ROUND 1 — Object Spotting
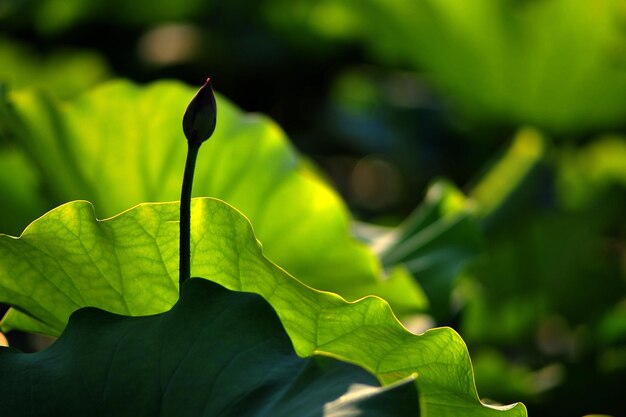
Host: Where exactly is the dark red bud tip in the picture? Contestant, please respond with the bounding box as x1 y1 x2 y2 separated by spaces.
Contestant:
183 78 217 146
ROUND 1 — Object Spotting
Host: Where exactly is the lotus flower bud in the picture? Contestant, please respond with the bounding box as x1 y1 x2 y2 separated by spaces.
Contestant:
183 78 217 146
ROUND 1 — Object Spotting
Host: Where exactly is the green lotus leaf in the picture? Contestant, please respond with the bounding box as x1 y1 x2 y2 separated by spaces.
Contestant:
0 79 422 314
557 136 626 210
0 198 526 416
470 128 546 226
0 36 110 98
283 0 626 133
0 147 47 236
459 131 626 350
0 278 419 416
374 179 482 320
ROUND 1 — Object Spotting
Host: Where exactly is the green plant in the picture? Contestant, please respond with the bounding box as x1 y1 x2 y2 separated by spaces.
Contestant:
2 3 625 414
180 77 217 288
0 79 435 316
0 80 527 415
269 0 626 134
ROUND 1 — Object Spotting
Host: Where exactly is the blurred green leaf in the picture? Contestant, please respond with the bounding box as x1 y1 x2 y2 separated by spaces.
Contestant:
0 37 110 98
470 128 546 222
291 0 626 134
374 179 482 319
472 349 564 403
0 278 419 416
0 199 526 416
0 79 423 314
0 147 46 236
463 129 626 345
598 301 626 346
557 136 626 210
463 189 625 346
465 211 624 344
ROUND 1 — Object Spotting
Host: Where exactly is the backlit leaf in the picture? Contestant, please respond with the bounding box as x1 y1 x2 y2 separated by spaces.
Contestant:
0 199 526 416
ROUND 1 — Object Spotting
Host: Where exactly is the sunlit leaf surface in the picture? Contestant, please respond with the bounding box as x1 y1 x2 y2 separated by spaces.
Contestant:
0 199 526 416
275 0 626 133
0 80 422 313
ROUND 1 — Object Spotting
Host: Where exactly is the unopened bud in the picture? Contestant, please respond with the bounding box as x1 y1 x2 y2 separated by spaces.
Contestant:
183 78 217 146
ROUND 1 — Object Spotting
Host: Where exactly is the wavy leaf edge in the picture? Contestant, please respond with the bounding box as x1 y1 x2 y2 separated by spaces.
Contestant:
0 198 527 416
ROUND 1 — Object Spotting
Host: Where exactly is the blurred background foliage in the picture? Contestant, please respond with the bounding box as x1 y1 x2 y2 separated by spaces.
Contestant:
0 0 625 415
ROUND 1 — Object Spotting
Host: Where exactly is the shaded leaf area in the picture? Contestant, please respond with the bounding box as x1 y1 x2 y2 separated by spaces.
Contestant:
0 278 419 416
0 80 422 314
469 128 546 226
556 136 626 211
0 199 526 416
456 130 626 415
464 209 626 345
270 0 626 134
373 179 481 321
463 131 626 345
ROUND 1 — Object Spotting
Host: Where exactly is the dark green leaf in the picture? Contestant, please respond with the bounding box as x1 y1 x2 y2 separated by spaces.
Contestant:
375 180 482 319
0 278 419 416
0 199 526 416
